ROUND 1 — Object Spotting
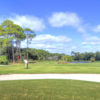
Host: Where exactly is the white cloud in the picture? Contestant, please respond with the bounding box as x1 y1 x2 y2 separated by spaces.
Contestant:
48 12 86 33
71 46 77 49
31 34 72 44
82 34 100 45
9 14 45 32
48 12 81 27
93 25 100 33
21 34 72 54
77 26 86 33
21 33 100 54
22 34 100 54
82 42 87 45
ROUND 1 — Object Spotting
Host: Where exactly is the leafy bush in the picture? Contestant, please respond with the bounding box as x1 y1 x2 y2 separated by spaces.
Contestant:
61 55 72 62
58 61 66 64
61 56 67 61
66 55 72 62
0 55 9 65
90 57 95 62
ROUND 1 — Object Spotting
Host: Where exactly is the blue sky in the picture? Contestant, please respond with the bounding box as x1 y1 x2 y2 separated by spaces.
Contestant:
0 0 100 54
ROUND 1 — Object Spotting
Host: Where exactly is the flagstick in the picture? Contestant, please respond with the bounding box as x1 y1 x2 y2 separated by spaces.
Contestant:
18 56 20 70
18 59 19 70
18 60 19 70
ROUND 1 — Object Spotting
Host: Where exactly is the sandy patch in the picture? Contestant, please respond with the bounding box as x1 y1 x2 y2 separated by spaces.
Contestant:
0 74 100 82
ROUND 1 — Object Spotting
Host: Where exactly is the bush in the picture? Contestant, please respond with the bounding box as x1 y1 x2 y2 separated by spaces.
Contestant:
58 61 66 64
61 55 72 62
66 55 72 62
0 55 9 65
90 57 95 62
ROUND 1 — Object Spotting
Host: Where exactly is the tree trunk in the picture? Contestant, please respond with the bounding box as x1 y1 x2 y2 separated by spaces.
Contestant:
12 41 15 63
19 41 23 63
0 42 2 56
16 41 18 63
8 46 10 61
26 35 28 69
6 46 8 59
7 35 9 61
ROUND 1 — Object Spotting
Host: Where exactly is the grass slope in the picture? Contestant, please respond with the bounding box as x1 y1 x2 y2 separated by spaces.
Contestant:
0 61 100 74
0 80 100 100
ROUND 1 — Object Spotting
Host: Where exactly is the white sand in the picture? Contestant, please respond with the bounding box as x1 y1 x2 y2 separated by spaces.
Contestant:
0 65 9 66
0 74 100 82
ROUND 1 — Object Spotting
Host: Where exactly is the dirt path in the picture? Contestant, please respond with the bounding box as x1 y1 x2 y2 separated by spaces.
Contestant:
0 74 100 82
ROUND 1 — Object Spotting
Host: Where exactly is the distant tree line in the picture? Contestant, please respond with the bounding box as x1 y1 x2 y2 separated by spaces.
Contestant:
1 45 100 62
71 51 100 61
1 46 66 62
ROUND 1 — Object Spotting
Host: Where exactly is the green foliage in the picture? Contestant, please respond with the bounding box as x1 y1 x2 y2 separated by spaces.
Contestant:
0 55 9 65
38 57 41 61
90 57 95 62
61 55 72 62
61 55 67 61
24 28 34 33
66 55 72 61
0 25 5 35
2 20 13 27
71 51 98 61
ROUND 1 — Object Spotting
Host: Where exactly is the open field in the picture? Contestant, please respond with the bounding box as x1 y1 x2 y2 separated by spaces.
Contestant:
0 61 100 74
0 79 100 100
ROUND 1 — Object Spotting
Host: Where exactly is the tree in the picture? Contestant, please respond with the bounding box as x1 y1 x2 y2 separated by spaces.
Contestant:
2 20 26 63
14 25 26 63
90 57 95 62
71 51 75 56
61 55 67 61
95 51 100 60
24 28 36 69
66 55 72 62
0 25 12 58
0 26 5 55
2 20 15 62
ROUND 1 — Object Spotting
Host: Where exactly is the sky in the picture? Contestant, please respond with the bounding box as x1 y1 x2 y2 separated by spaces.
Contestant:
0 0 100 54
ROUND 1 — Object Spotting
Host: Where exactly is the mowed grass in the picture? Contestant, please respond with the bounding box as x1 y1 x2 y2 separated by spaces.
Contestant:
0 79 100 100
0 61 100 74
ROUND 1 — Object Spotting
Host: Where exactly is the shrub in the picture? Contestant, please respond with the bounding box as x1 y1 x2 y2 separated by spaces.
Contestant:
61 55 72 62
90 57 95 62
58 61 66 64
0 55 9 65
66 55 72 62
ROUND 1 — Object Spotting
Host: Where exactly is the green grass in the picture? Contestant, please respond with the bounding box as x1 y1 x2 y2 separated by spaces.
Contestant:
0 61 100 74
0 79 100 100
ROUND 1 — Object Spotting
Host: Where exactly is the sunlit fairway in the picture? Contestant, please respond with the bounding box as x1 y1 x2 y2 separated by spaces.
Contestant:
0 79 100 100
0 61 100 74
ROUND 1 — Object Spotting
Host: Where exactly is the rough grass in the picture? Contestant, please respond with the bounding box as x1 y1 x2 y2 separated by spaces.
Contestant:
0 61 100 74
0 79 100 100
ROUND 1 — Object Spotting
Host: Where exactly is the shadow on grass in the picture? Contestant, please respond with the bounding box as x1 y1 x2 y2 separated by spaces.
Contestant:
29 62 37 63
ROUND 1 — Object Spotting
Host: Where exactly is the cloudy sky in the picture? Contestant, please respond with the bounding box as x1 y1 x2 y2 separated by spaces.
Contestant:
0 0 100 54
